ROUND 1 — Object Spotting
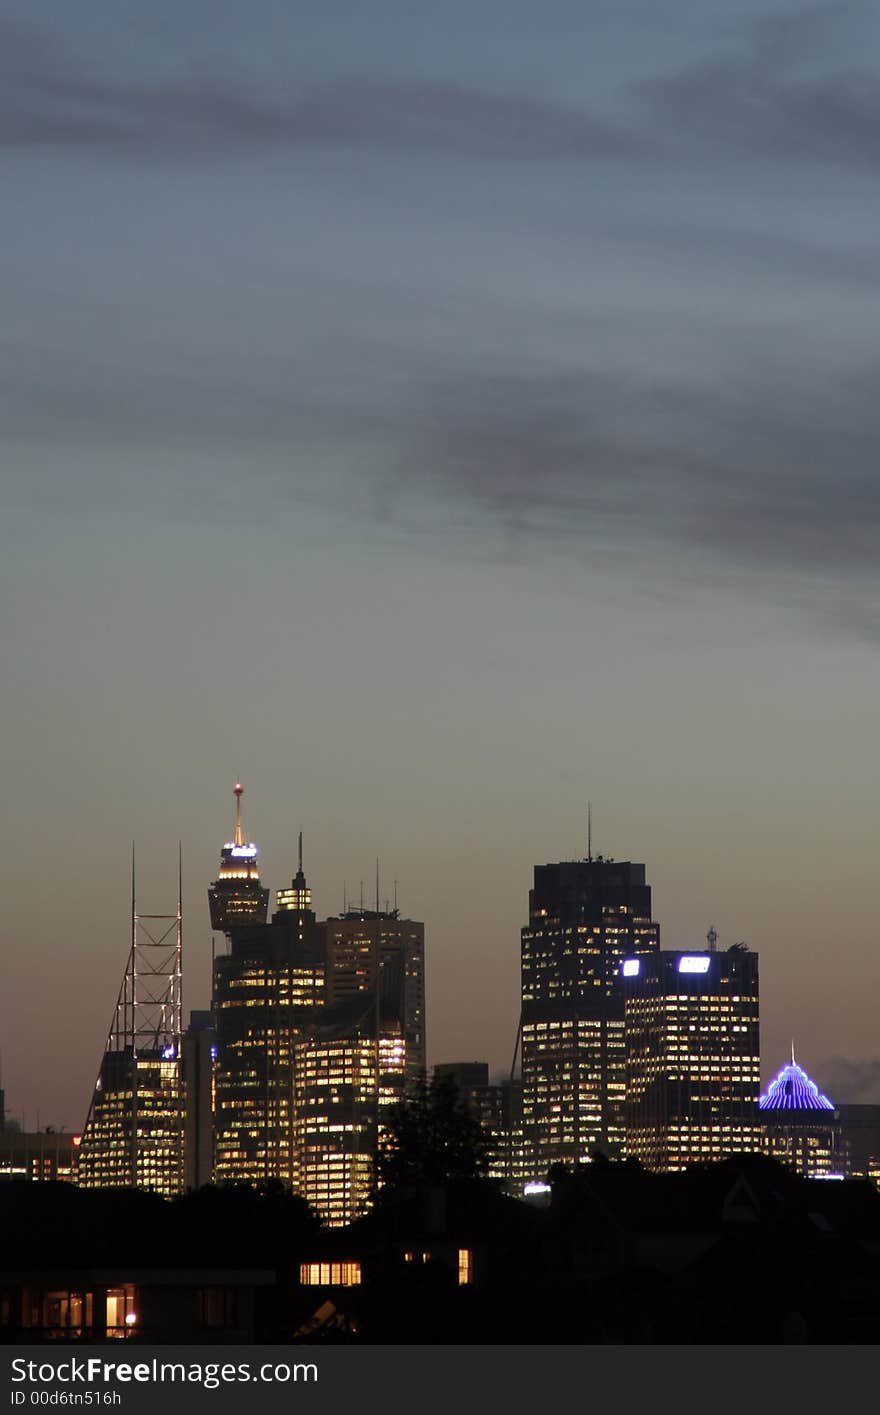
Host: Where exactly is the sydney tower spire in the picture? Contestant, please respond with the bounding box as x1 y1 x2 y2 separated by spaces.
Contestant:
208 782 270 932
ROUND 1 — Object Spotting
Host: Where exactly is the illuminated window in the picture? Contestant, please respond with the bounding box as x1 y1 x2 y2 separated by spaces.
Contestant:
458 1249 473 1285
105 1286 137 1338
299 1261 362 1286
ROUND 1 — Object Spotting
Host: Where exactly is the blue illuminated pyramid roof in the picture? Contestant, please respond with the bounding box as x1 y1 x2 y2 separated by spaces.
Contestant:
758 1054 835 1112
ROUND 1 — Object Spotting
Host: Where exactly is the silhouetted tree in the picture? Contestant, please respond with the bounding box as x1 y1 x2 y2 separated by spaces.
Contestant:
377 1072 490 1190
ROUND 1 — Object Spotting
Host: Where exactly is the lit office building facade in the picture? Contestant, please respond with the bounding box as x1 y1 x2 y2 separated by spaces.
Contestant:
212 820 324 1185
76 859 184 1198
287 909 423 1225
294 1015 408 1226
622 946 761 1171
521 858 660 1177
325 910 426 1087
75 1050 183 1195
757 1053 845 1178
0 1130 81 1182
213 913 325 1185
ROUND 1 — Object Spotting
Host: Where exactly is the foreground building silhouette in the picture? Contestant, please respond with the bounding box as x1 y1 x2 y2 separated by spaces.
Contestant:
292 1156 880 1343
9 1155 877 1343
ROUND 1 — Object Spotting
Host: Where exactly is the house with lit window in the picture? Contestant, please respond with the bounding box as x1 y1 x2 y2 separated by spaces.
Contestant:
0 1180 304 1344
294 1179 544 1341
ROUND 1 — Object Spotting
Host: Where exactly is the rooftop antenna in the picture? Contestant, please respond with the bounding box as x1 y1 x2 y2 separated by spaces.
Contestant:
393 879 398 913
707 925 717 953
343 881 347 913
298 831 303 874
791 1039 796 1066
376 858 380 914
587 802 592 862
233 781 244 847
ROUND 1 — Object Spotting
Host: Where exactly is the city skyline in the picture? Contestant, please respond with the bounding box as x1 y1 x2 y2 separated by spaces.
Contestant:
3 0 880 1133
1 790 875 1134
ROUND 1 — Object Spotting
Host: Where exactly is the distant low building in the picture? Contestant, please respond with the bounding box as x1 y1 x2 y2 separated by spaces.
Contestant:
433 1062 525 1194
0 1130 80 1183
838 1103 880 1186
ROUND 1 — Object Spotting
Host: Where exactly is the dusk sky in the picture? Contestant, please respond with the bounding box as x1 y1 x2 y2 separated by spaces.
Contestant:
3 0 880 1130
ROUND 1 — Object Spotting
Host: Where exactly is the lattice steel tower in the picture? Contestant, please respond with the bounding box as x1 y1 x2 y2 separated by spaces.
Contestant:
75 848 184 1195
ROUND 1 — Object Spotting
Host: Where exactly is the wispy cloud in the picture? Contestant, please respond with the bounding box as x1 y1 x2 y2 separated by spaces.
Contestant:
9 330 880 609
639 0 880 168
5 6 880 637
821 1055 880 1103
0 17 635 161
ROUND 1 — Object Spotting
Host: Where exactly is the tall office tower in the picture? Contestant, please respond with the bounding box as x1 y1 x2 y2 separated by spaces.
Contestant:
622 945 761 1171
76 856 183 1196
212 843 325 1185
757 1049 845 1178
208 784 269 932
183 1010 216 1191
521 856 660 1178
291 907 423 1225
293 972 409 1226
325 907 426 1086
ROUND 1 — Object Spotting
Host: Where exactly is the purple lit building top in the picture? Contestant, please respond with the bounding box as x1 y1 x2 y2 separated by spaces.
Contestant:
758 1058 835 1112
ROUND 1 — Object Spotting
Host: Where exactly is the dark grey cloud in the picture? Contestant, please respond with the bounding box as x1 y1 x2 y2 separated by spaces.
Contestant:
9 323 880 626
619 217 880 295
820 1056 880 1102
5 6 880 177
5 5 880 636
640 0 880 168
0 17 634 161
381 357 880 586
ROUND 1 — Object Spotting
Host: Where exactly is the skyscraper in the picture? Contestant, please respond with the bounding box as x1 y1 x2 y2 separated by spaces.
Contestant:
183 1010 216 1191
76 856 183 1196
324 907 425 1090
208 784 269 933
292 962 409 1226
212 854 324 1186
520 855 660 1178
622 945 761 1171
757 1049 845 1178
